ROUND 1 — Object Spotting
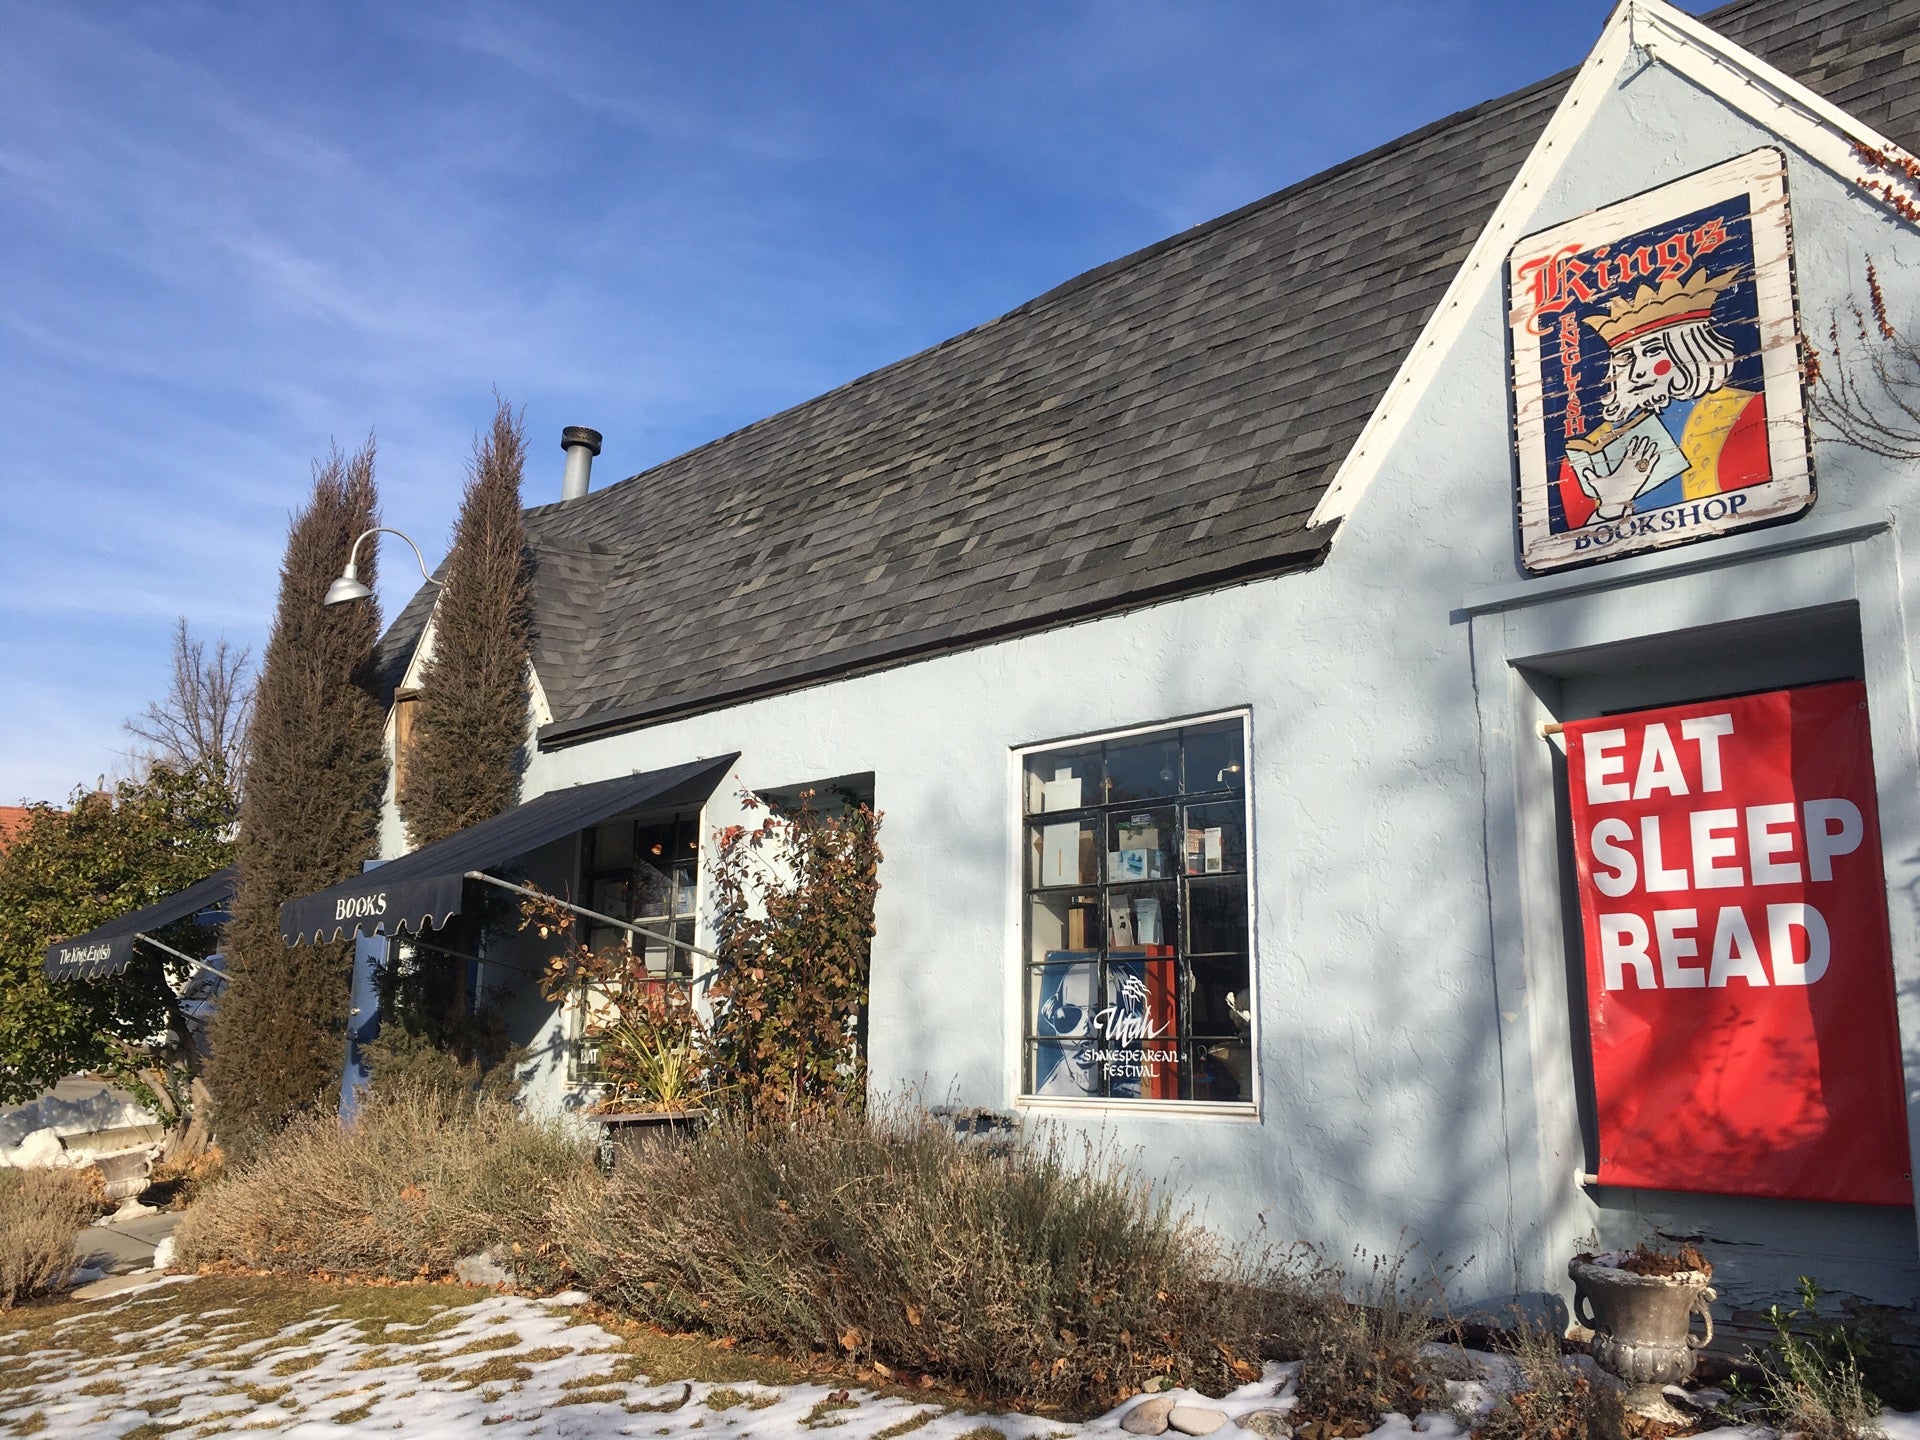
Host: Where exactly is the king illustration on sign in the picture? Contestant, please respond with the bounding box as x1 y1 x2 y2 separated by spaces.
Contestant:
1508 148 1812 573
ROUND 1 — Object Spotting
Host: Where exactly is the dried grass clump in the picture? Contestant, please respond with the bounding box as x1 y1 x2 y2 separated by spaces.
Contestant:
148 1147 224 1207
1766 1353 1884 1440
556 1105 1289 1415
1475 1318 1625 1440
1289 1248 1449 1437
175 1083 597 1289
0 1166 97 1308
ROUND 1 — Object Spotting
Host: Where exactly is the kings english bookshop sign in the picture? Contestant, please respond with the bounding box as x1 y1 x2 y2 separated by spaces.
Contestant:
1563 682 1910 1206
1508 148 1812 574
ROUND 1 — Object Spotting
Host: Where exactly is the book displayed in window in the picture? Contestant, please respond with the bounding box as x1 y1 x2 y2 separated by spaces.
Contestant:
1022 717 1253 1104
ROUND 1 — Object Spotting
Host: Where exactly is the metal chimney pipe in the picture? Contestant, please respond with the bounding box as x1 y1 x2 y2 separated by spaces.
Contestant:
560 426 603 503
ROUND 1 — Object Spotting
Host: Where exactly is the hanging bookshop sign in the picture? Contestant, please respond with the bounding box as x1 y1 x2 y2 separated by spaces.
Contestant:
1562 682 1910 1205
1507 148 1812 574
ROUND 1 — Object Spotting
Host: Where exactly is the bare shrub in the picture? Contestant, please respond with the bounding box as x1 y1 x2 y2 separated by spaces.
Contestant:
147 1147 224 1209
1289 1247 1449 1436
175 1084 596 1289
1475 1317 1625 1440
1757 1278 1888 1440
556 1105 1285 1415
0 1167 97 1307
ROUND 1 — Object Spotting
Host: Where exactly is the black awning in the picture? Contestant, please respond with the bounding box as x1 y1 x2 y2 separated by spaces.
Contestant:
278 754 738 946
43 866 238 981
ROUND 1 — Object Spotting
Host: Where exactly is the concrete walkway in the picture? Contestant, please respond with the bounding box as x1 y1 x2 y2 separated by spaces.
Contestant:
71 1205 181 1283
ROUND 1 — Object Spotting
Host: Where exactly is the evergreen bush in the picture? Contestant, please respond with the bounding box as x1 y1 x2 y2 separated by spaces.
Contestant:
396 398 531 851
207 442 385 1158
386 399 531 1043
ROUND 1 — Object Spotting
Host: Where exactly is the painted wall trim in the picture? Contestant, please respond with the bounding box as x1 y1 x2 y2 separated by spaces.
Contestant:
1459 511 1894 617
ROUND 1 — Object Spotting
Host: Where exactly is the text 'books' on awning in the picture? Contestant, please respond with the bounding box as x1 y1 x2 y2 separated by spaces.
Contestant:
276 755 736 946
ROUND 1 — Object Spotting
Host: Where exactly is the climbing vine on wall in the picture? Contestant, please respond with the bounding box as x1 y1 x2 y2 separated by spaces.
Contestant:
704 793 882 1122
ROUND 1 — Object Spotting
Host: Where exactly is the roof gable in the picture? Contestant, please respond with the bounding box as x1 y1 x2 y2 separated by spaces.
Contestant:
1310 0 1920 532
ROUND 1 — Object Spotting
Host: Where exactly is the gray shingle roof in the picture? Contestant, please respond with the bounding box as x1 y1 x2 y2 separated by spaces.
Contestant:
376 0 1920 741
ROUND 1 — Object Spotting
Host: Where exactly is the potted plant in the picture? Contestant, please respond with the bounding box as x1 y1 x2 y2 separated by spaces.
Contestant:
520 888 722 1163
1569 1242 1716 1419
589 982 715 1121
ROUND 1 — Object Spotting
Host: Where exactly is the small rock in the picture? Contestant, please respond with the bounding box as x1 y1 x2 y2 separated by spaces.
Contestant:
1169 1405 1229 1436
453 1251 514 1288
1123 1394 1178 1435
1239 1411 1291 1438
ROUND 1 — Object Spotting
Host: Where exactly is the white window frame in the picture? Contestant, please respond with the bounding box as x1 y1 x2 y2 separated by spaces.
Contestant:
1008 707 1260 1118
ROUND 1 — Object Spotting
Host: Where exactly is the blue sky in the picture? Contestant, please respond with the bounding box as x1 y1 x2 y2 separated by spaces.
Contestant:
0 0 1711 805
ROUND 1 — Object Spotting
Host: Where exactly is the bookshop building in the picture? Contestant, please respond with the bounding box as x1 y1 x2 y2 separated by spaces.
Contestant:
289 0 1920 1323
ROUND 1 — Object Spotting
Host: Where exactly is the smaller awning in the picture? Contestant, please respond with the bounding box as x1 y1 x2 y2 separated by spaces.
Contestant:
278 754 738 946
43 866 238 981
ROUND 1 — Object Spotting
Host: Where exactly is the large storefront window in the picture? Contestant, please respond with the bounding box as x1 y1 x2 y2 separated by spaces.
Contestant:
568 811 701 1080
1022 715 1253 1104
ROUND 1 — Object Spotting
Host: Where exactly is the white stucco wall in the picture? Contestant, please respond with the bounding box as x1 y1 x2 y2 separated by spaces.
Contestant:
379 27 1920 1315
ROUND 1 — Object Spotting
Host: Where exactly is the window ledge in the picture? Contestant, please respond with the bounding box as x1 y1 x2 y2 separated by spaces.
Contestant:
1014 1096 1260 1121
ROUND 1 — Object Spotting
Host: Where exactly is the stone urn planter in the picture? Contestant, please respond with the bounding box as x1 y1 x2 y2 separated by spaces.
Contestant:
1568 1252 1716 1418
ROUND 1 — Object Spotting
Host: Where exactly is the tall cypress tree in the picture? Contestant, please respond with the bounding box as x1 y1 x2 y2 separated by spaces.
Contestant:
207 442 385 1156
398 399 532 847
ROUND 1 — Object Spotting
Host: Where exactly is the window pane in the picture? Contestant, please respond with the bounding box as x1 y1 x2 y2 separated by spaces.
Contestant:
635 863 673 918
1104 881 1177 953
1190 1039 1252 1104
671 863 697 914
1106 806 1176 885
1181 802 1245 876
1029 892 1103 963
590 875 633 921
1188 876 1248 954
1031 958 1099 1040
1105 734 1181 804
1099 956 1179 1050
1184 722 1246 796
1029 818 1100 889
593 821 635 869
1025 748 1101 815
1188 957 1252 1035
637 928 672 976
1030 1039 1104 1098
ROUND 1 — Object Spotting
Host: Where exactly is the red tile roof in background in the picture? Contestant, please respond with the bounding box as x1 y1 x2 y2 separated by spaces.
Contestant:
0 807 37 852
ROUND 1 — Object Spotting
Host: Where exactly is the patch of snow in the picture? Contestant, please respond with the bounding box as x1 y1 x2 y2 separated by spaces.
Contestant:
0 1084 163 1170
0 1128 76 1170
150 1235 176 1270
23 1285 1896 1440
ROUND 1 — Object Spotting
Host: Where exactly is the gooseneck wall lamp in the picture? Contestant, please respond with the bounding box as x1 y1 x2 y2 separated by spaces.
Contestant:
324 526 444 606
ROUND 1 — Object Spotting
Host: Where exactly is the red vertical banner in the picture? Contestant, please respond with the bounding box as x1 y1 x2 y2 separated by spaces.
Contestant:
1564 681 1912 1205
